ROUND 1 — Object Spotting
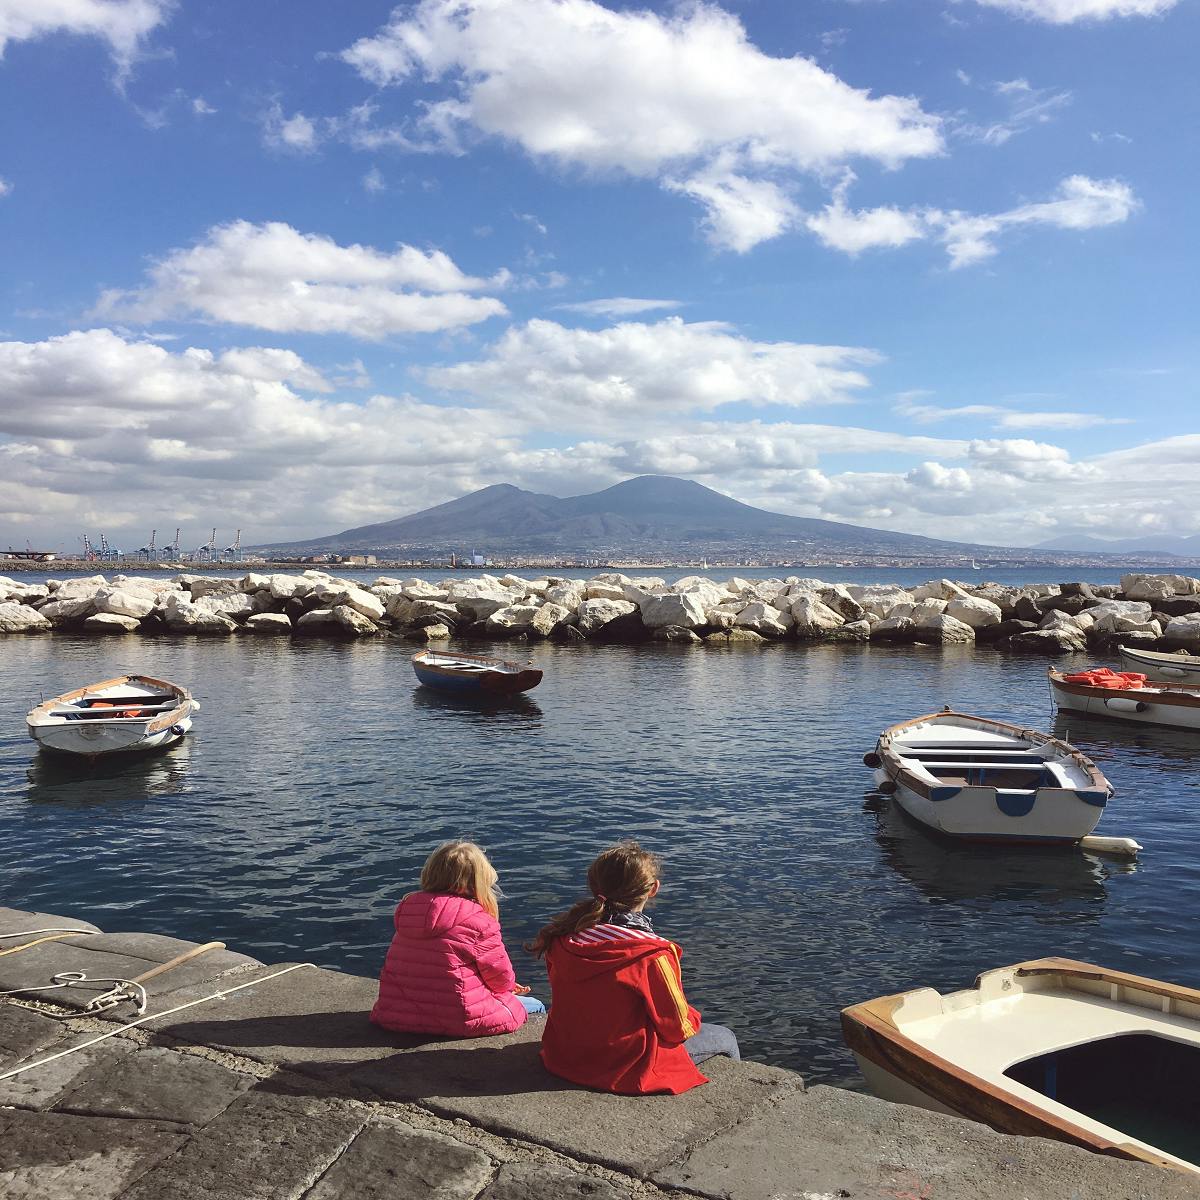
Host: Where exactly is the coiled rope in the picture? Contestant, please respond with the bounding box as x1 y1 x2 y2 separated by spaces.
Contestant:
0 962 316 1081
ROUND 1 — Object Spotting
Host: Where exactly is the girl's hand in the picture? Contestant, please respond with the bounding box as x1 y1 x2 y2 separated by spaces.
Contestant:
513 983 531 995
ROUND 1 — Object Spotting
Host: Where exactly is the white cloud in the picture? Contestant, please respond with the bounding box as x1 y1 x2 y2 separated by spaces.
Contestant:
261 102 322 154
0 176 10 197
339 0 942 252
805 174 1138 265
362 166 386 194
192 96 216 116
974 0 1177 23
92 220 509 339
555 298 683 318
897 400 1132 430
424 317 880 431
0 0 171 77
954 77 1073 147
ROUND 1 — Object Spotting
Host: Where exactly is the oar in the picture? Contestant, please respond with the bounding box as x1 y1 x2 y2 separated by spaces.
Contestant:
84 940 226 1014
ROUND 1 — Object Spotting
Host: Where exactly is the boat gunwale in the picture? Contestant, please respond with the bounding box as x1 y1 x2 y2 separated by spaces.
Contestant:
1117 645 1200 669
411 649 530 676
27 673 194 737
1049 669 1200 708
841 956 1198 1173
876 711 1109 800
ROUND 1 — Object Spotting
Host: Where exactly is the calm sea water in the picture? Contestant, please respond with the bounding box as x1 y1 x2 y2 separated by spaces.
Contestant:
2 632 1199 1087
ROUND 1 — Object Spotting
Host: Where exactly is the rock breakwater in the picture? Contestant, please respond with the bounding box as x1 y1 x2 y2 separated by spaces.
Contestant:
2 570 1200 654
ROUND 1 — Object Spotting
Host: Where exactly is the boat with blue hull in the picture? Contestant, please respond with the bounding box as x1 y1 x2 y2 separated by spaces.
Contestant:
410 650 543 696
865 711 1137 855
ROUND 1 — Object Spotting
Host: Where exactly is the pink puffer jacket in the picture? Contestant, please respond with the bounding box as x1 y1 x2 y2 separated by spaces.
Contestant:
370 891 527 1038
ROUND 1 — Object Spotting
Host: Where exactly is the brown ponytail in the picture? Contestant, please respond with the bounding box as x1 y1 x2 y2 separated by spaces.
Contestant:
526 841 661 957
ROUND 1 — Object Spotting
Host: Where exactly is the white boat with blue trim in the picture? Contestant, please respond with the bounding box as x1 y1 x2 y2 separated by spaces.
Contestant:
26 673 199 757
865 711 1136 855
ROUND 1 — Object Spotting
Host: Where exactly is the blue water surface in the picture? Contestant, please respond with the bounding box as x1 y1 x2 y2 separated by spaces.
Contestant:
2 633 1197 1086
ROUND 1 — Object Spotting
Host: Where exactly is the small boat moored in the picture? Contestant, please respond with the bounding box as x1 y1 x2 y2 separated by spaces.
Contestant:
842 958 1200 1174
411 650 542 696
865 710 1134 854
1118 644 1200 684
26 674 198 757
1050 667 1200 732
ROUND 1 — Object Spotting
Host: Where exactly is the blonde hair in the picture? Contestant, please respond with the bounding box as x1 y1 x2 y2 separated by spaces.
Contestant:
526 841 661 957
420 841 500 919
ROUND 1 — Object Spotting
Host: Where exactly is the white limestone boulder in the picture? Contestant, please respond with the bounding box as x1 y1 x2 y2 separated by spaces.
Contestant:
1162 617 1200 648
846 586 916 619
872 614 916 642
245 612 293 635
238 572 272 594
333 604 379 636
162 593 238 633
912 579 972 602
791 597 845 638
331 587 386 622
585 583 627 602
296 608 339 634
405 599 461 627
400 580 450 601
946 596 1002 629
575 598 637 637
531 602 573 638
639 592 708 630
705 603 745 630
733 601 791 637
912 614 975 644
453 593 514 621
52 575 108 600
818 585 866 623
191 592 256 620
545 582 586 610
94 589 156 620
486 604 542 635
0 581 50 603
38 595 99 623
269 574 309 600
672 579 728 609
189 577 238 599
82 612 140 634
410 622 451 641
0 602 51 633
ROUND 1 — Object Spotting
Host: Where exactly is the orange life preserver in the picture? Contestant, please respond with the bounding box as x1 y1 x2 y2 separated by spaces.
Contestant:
1062 668 1147 690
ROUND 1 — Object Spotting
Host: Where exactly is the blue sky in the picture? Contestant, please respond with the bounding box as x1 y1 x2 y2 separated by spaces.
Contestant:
0 0 1195 551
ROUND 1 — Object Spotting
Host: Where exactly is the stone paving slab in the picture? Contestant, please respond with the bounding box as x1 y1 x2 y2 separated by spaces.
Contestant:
56 1043 255 1125
350 1025 803 1177
156 963 402 1067
0 1002 65 1066
0 1034 138 1111
120 1088 368 1200
652 1084 1200 1200
0 932 259 1014
479 1161 637 1200
303 1117 494 1200
0 906 102 937
0 1108 187 1200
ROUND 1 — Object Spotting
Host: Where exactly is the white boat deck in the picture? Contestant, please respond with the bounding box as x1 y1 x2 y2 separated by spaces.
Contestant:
895 977 1200 1168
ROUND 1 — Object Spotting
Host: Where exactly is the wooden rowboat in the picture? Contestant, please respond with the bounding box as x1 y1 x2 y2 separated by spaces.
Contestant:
411 650 542 696
865 711 1130 852
1118 644 1200 684
26 674 198 757
1050 668 1200 731
842 958 1200 1174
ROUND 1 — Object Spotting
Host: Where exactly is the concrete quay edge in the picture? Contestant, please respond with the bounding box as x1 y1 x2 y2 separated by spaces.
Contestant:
2 904 1197 1200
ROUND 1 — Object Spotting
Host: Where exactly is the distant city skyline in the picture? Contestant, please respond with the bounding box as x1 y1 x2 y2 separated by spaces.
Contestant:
1 0 1196 550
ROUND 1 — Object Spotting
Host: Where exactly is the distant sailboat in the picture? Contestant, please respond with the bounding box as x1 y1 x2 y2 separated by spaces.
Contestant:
971 559 981 570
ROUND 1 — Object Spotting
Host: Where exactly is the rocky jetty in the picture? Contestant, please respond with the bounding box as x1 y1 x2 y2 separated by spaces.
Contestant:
2 570 1199 654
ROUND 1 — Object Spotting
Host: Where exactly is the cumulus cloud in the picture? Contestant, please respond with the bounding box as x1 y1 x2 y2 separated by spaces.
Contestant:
261 102 322 154
93 220 510 339
973 0 1177 22
339 0 942 252
424 317 880 430
805 174 1138 265
0 176 10 197
0 0 171 77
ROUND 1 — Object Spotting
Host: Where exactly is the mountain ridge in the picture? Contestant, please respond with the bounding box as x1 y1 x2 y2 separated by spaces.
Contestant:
252 474 1002 558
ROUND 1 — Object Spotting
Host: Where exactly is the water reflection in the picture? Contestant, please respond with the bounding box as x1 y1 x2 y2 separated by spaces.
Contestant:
410 687 544 724
24 739 193 807
866 791 1119 911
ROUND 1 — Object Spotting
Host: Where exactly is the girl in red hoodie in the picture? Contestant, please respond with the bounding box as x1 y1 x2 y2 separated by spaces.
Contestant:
528 841 739 1095
371 841 544 1038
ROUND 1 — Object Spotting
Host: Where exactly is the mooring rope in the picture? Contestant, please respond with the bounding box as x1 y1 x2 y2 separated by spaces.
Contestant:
0 929 97 958
0 962 316 1081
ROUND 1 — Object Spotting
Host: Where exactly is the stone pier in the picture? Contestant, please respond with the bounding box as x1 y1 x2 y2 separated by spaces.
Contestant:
1 906 1196 1199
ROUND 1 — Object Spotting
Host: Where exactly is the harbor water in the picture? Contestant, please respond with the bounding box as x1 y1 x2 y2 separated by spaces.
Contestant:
2 630 1198 1087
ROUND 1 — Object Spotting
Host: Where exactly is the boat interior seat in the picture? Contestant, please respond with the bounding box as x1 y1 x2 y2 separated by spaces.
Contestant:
80 694 177 706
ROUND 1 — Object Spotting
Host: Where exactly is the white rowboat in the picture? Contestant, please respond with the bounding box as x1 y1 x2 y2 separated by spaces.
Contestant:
1050 668 1200 732
865 711 1129 851
26 674 198 757
842 958 1200 1173
1117 644 1200 684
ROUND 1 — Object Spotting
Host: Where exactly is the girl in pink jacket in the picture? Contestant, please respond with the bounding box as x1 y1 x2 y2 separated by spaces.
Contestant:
371 841 543 1038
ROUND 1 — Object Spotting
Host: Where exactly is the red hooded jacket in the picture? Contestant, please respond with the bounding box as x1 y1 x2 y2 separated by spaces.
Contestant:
540 921 708 1095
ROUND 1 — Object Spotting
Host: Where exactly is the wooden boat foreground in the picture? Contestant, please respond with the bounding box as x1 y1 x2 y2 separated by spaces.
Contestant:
1050 668 1200 731
1118 644 1200 684
411 650 542 696
26 674 198 757
842 958 1200 1174
866 711 1122 850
